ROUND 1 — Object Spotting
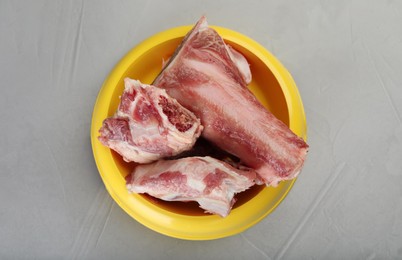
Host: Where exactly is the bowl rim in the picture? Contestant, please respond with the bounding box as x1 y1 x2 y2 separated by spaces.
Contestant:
90 24 307 240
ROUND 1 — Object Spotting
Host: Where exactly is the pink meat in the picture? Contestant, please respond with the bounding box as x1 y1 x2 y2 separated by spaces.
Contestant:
153 16 308 186
98 78 203 163
126 156 256 217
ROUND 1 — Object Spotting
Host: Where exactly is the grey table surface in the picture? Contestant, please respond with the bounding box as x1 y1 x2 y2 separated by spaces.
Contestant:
1 0 402 259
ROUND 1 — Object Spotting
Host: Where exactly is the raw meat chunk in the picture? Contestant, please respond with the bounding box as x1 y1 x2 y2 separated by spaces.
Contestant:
98 78 203 163
153 16 308 186
126 156 256 217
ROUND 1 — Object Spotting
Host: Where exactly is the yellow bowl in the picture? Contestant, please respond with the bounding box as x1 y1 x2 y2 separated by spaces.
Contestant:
91 25 307 240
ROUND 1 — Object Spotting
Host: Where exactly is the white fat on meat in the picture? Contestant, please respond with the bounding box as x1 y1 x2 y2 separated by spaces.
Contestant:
126 156 256 217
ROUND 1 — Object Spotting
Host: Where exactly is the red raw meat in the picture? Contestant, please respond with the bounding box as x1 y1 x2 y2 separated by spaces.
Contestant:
153 16 308 186
126 156 256 217
98 78 203 163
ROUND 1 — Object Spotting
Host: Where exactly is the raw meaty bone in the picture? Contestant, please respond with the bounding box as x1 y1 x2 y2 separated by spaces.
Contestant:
153 16 309 186
98 78 203 163
126 156 257 217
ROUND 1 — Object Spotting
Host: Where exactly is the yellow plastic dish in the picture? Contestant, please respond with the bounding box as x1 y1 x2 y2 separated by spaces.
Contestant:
91 25 307 240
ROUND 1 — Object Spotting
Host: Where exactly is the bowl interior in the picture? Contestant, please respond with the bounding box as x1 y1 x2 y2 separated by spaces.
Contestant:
105 37 289 216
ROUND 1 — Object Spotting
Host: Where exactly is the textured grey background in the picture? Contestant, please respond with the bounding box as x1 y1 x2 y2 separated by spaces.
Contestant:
1 0 402 259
